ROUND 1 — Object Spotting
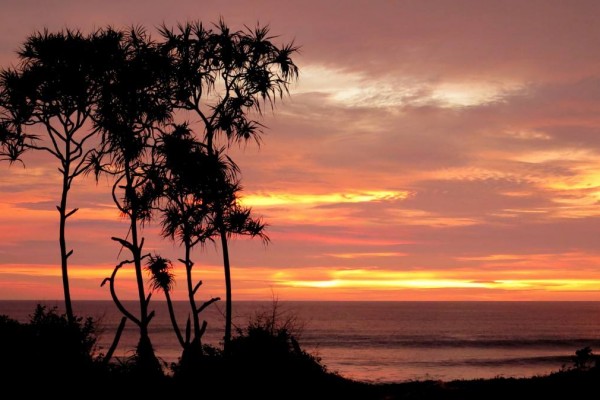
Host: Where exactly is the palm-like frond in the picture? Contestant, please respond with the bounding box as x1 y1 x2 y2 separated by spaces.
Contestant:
224 204 269 244
145 254 175 292
158 20 298 146
93 27 173 169
156 127 243 247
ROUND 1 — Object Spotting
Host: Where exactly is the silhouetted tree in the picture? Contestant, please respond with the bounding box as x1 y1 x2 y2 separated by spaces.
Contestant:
160 20 298 349
156 123 267 357
93 27 172 372
145 254 185 347
154 125 223 360
1 21 298 375
0 29 118 323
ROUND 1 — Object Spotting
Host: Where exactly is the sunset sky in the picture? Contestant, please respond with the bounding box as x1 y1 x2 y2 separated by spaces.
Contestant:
2 0 600 301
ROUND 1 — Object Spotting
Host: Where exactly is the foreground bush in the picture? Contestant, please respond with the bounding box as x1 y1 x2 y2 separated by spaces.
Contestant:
171 306 359 399
0 305 98 378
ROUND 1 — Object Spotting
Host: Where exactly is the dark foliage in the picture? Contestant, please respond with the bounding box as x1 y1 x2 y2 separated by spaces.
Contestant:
568 346 599 371
169 305 358 400
0 305 172 394
0 305 101 385
1 305 599 399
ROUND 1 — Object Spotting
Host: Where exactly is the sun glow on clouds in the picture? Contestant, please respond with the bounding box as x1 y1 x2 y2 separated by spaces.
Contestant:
427 82 522 107
241 190 408 207
424 155 600 220
239 190 410 226
299 65 523 108
538 168 600 218
3 261 600 300
0 264 132 279
547 170 600 192
273 268 600 294
325 252 407 259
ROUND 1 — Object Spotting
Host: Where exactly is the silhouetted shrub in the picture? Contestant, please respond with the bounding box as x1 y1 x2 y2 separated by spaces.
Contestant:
572 346 598 371
171 304 349 399
228 308 327 378
0 305 101 385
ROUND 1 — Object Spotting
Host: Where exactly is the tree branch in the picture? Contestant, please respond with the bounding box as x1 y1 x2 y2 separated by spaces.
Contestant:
103 264 141 326
65 208 79 218
192 280 203 295
111 236 134 251
103 316 127 364
197 296 220 314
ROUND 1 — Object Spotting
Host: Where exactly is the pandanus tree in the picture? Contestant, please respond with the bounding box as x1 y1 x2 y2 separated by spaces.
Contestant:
93 27 172 372
155 125 222 357
0 77 30 163
156 124 267 370
0 29 119 323
145 254 184 347
160 20 298 349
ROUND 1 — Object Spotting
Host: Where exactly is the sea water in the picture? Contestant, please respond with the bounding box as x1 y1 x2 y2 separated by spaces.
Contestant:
1 300 599 383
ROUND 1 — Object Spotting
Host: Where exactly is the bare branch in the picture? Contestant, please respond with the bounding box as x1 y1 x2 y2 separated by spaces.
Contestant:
106 264 141 326
65 208 79 218
197 296 220 314
103 316 127 364
192 280 203 295
198 319 208 338
185 316 191 345
111 236 134 251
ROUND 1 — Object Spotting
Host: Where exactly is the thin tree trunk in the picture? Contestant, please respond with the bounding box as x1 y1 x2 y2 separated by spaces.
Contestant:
104 316 127 363
124 164 157 370
206 132 234 350
126 166 148 332
185 239 201 343
220 227 232 351
165 290 184 347
130 216 147 332
59 157 74 324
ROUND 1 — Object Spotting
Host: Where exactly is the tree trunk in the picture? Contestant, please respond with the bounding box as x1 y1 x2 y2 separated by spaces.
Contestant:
125 166 148 329
165 290 184 347
130 214 147 329
124 164 158 369
104 316 127 363
59 158 74 324
220 227 232 351
135 333 162 376
185 239 201 343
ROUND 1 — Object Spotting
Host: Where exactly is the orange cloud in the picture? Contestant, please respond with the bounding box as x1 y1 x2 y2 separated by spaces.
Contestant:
243 190 408 206
324 252 408 259
270 267 600 299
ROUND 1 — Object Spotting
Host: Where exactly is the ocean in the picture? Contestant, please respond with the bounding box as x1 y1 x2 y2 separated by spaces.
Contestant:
1 300 599 383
